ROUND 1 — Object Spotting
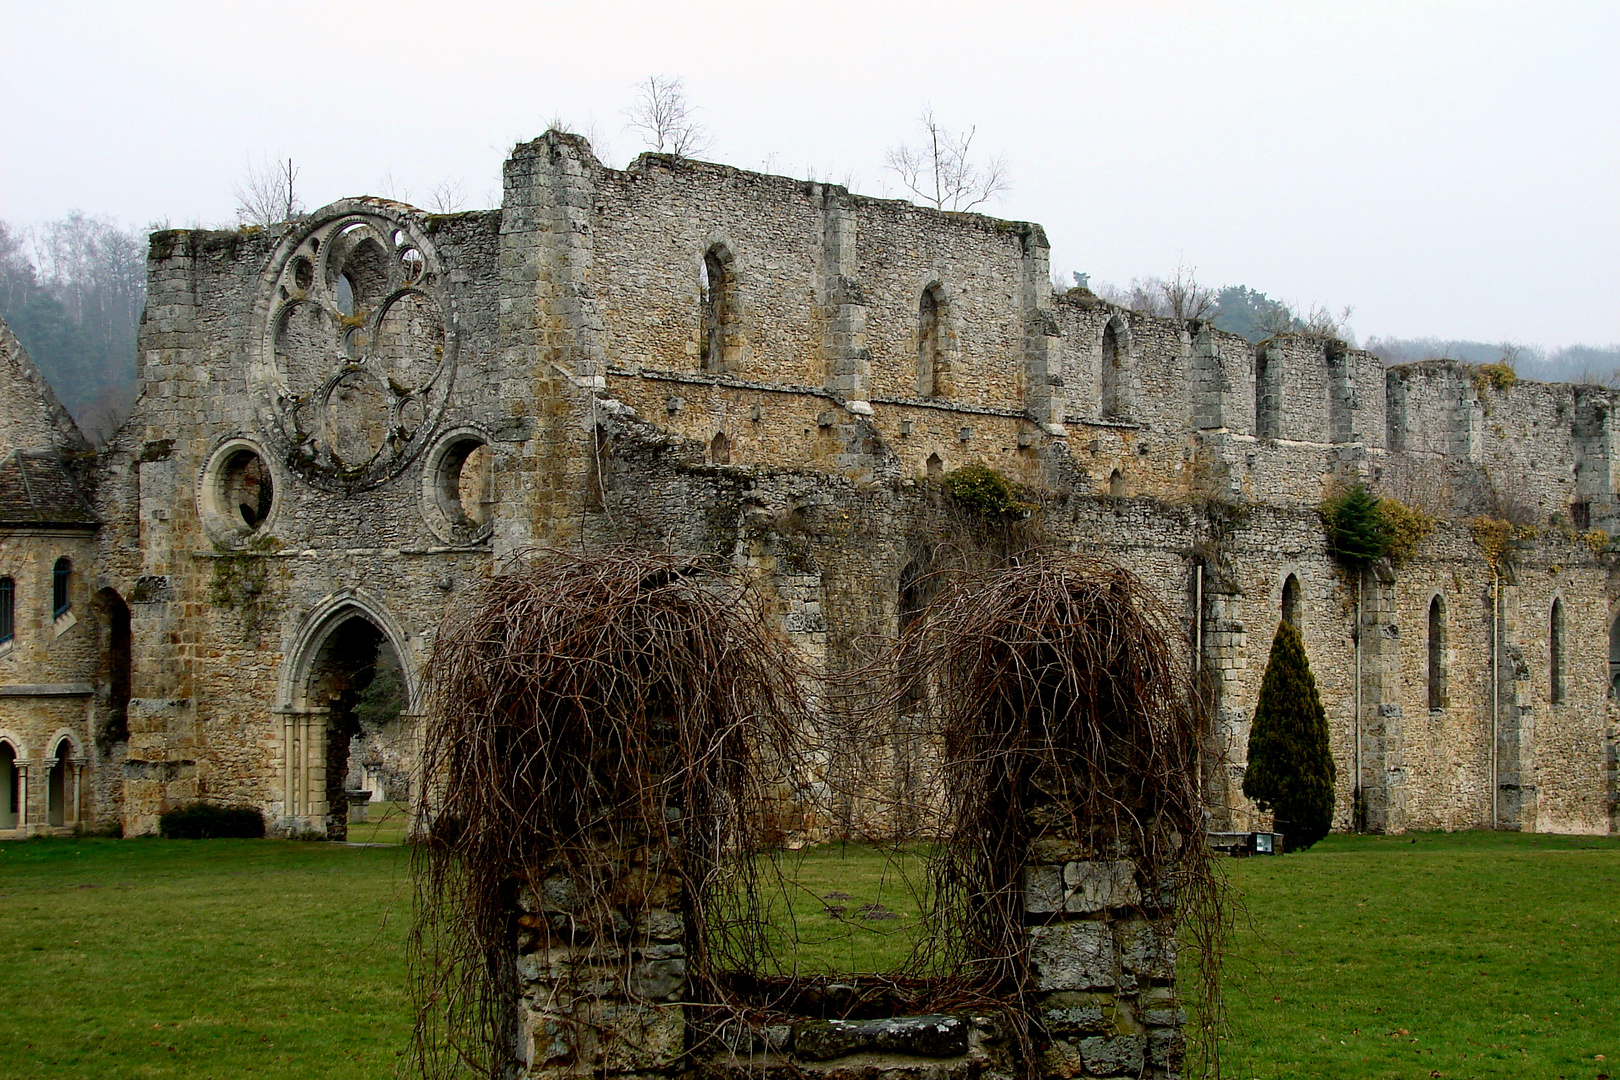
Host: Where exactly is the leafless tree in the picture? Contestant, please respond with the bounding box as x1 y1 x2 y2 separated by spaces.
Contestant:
1094 263 1215 320
885 108 1009 213
1302 303 1355 340
235 157 303 227
624 76 711 158
1159 263 1216 321
427 179 467 214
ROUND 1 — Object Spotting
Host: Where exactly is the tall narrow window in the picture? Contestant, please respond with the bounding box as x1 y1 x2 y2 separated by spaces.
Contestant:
918 284 947 398
700 248 731 373
1609 614 1620 699
0 577 13 644
1428 595 1447 711
1100 321 1124 417
1282 574 1301 629
52 558 70 619
1550 598 1567 704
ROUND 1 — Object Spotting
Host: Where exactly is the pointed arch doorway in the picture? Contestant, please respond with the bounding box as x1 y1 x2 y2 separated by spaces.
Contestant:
279 596 414 837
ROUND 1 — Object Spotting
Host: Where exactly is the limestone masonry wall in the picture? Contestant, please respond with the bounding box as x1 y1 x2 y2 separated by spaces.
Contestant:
0 128 1613 846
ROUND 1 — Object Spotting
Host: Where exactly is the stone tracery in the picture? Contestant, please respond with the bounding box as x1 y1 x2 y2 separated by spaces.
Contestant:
255 202 457 491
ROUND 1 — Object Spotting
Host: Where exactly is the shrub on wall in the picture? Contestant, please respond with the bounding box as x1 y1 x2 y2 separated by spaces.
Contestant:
1320 484 1434 568
159 802 265 840
941 462 1029 518
1242 621 1335 852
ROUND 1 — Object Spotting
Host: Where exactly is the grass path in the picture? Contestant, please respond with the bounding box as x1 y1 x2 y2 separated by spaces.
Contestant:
1 831 1616 1078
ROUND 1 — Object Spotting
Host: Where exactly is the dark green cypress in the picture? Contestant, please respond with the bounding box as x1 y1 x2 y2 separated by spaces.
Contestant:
1242 620 1336 851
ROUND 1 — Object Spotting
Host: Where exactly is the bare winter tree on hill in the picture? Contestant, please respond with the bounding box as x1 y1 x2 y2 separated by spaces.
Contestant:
886 108 1010 212
624 76 712 159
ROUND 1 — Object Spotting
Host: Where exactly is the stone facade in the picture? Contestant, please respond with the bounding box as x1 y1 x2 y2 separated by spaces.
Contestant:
0 130 1615 842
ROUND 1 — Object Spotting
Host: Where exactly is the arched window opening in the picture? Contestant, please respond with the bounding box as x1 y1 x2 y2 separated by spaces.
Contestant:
926 453 943 480
700 248 732 373
1428 595 1447 711
305 615 409 839
52 558 70 619
0 742 17 830
1108 469 1126 497
708 431 731 465
97 588 132 746
1550 598 1567 704
334 272 356 317
1281 574 1302 629
898 559 929 708
47 737 72 828
918 285 948 398
1100 321 1125 418
1609 614 1620 699
0 577 13 644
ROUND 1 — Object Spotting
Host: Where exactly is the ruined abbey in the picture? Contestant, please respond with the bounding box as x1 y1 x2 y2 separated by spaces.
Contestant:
2 129 1616 840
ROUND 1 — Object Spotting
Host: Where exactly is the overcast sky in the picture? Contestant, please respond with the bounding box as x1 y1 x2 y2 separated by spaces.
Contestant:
3 0 1615 348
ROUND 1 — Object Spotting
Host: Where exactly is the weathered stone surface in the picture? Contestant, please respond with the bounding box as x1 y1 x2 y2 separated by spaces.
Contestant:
1025 860 1140 914
794 1015 968 1061
1078 1033 1145 1076
1029 922 1117 991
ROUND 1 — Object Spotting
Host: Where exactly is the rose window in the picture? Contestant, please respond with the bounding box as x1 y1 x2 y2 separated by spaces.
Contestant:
253 201 457 491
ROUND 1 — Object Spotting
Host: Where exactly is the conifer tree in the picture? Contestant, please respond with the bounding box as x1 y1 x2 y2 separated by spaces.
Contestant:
1242 620 1336 851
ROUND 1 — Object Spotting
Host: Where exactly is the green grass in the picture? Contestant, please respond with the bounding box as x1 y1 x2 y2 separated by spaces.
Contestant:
2 831 1617 1078
756 842 930 974
1217 831 1620 1079
0 837 412 1080
344 801 412 846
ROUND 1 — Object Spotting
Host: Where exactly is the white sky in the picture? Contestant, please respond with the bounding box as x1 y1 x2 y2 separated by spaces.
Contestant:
2 0 1615 348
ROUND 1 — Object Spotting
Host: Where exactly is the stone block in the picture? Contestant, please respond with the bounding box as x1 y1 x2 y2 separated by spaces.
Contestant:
1079 1033 1145 1076
1024 861 1139 914
1029 922 1116 991
794 1015 967 1061
1147 1026 1186 1069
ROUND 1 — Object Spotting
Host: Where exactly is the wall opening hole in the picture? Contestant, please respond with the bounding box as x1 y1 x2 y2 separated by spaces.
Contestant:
335 273 356 317
292 256 314 291
400 247 425 281
709 431 731 465
434 437 493 541
926 453 943 480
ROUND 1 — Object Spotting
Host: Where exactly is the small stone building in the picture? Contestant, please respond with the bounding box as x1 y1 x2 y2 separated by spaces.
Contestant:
3 130 1617 838
0 320 108 836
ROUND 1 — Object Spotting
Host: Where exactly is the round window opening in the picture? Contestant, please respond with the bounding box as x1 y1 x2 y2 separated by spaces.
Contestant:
203 443 276 540
220 448 274 529
427 435 493 543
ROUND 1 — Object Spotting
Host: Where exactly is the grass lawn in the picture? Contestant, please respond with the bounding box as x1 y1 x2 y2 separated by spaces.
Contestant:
0 836 412 1080
1 830 1616 1078
1217 830 1620 1080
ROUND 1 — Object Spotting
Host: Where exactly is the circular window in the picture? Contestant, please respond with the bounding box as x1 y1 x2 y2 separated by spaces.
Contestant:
422 431 493 544
201 440 277 542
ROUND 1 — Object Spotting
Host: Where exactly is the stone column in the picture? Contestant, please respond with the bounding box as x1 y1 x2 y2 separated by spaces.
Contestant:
1358 562 1406 833
512 841 687 1078
1024 853 1185 1077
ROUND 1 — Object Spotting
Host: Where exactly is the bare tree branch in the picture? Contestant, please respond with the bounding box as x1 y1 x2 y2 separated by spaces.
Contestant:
623 76 711 159
427 179 467 214
235 157 303 227
885 108 1010 213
